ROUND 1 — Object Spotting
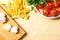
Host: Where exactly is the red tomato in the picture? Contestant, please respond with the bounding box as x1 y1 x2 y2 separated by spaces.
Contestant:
56 0 60 6
57 7 60 13
50 10 56 16
56 0 60 2
55 13 60 16
36 3 43 9
48 2 53 9
43 9 49 16
53 2 58 7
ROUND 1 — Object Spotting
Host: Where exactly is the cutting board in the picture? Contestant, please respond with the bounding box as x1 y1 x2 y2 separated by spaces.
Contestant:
0 6 25 40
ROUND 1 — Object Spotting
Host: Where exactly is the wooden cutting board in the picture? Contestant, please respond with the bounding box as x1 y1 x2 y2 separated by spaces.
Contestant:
0 6 25 40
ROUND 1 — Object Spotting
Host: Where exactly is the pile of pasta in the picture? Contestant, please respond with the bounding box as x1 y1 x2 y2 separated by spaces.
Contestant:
1 0 30 19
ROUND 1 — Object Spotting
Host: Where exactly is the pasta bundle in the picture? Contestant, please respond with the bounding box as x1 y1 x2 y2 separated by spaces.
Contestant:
1 0 30 19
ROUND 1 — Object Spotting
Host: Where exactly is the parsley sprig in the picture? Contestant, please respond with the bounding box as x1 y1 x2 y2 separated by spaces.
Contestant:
27 0 47 7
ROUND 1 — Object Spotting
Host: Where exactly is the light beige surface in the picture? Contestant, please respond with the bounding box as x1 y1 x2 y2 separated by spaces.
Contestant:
1 0 60 40
16 10 60 40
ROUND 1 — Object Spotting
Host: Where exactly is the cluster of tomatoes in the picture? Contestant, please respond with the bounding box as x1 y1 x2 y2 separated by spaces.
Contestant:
36 0 60 17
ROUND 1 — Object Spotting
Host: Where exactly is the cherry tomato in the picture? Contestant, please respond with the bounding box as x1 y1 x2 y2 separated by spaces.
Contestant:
55 13 60 16
56 0 60 6
57 7 60 13
48 2 53 9
36 3 43 9
43 9 49 16
53 2 58 7
56 0 60 2
50 10 56 16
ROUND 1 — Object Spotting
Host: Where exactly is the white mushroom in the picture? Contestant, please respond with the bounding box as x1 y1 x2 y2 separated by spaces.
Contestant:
0 12 6 23
3 24 11 31
10 26 18 34
0 12 5 17
0 17 6 23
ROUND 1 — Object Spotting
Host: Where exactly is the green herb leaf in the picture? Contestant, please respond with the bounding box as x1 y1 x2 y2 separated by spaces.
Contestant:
39 0 47 5
27 0 47 6
27 0 35 5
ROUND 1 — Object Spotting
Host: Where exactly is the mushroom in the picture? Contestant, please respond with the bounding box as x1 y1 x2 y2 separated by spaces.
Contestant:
0 12 6 23
10 26 18 34
3 24 11 31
